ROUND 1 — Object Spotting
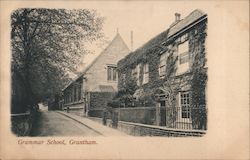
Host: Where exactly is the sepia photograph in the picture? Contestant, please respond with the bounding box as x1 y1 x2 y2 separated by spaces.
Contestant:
10 8 207 137
0 1 249 159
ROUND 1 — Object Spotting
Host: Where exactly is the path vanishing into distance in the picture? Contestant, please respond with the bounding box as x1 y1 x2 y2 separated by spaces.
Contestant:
30 110 101 137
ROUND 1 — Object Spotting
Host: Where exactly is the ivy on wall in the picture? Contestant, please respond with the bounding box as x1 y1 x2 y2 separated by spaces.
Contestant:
113 18 207 119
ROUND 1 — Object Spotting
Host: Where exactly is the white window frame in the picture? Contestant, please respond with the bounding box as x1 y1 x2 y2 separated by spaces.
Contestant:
178 91 191 123
177 39 190 75
107 65 117 81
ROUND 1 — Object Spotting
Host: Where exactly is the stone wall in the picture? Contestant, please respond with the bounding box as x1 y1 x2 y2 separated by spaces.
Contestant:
64 102 84 116
88 109 104 118
87 116 205 137
114 107 156 125
117 121 205 137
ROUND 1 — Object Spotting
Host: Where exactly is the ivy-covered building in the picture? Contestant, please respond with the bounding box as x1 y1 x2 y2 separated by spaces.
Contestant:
116 10 207 130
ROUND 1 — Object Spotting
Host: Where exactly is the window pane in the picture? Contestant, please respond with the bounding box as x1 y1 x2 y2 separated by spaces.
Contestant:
178 41 189 53
113 68 117 81
181 92 191 118
107 67 112 80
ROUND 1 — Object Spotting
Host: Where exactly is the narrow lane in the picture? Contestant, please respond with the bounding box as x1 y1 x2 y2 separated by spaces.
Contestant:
30 111 101 136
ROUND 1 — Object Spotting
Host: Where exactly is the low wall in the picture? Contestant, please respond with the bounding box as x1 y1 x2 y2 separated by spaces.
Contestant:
64 102 84 117
88 117 113 128
117 121 205 137
88 109 104 118
11 108 38 136
114 107 156 125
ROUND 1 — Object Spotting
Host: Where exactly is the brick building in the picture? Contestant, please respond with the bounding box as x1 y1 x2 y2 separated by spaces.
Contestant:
116 10 208 130
62 33 130 116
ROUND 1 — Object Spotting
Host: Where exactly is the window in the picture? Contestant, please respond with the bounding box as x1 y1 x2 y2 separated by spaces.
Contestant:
131 67 137 79
107 66 117 81
180 92 191 119
178 40 189 64
176 39 190 74
142 63 149 84
78 84 82 101
159 52 167 78
131 63 141 85
74 86 77 102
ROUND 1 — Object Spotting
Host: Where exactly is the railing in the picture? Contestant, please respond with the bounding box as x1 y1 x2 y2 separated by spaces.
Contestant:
165 107 207 130
11 107 38 136
111 106 207 130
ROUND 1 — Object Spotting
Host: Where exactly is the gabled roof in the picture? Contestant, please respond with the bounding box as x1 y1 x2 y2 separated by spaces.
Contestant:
62 33 130 91
118 9 207 69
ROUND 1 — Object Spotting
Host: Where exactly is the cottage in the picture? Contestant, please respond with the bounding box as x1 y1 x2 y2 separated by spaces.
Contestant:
116 10 208 130
62 33 130 116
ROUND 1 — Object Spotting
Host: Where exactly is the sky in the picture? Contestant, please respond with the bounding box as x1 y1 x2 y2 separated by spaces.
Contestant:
77 1 212 71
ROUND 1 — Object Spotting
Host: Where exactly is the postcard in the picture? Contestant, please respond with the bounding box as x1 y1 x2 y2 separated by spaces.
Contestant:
0 0 249 159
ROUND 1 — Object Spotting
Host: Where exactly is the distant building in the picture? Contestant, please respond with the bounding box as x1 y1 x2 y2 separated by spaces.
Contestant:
117 10 208 129
62 33 130 116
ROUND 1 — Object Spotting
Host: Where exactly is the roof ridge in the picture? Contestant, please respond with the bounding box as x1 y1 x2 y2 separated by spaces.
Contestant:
62 33 129 91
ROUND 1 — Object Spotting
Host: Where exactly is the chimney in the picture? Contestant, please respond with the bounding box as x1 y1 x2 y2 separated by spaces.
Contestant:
175 13 181 22
130 30 133 51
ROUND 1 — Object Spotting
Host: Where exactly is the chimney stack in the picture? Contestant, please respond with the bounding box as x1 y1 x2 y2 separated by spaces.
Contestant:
175 13 181 22
130 30 133 51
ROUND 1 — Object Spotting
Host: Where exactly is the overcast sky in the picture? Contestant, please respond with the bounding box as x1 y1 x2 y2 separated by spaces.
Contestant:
79 1 213 70
30 0 245 75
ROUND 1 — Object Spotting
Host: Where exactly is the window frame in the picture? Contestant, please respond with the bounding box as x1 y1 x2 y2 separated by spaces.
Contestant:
159 52 167 78
178 91 192 122
131 63 141 86
107 65 117 81
178 37 189 65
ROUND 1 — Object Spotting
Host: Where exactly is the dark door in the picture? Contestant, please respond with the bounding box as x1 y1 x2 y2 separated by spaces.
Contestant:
160 101 166 126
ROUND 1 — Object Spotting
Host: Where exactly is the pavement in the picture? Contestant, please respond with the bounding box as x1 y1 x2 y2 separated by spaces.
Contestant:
30 111 100 136
57 111 128 136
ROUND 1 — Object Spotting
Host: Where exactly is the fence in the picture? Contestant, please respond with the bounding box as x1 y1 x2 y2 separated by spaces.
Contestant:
165 107 207 130
111 106 207 130
11 106 38 136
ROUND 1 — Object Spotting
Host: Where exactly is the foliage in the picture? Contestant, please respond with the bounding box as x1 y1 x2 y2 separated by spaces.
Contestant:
159 50 178 108
107 78 138 108
190 22 207 129
11 8 104 113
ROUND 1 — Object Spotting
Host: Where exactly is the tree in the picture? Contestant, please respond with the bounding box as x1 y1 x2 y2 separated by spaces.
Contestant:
11 8 104 113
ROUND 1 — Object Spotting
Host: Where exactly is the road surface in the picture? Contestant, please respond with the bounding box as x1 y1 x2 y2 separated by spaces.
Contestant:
31 111 101 136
